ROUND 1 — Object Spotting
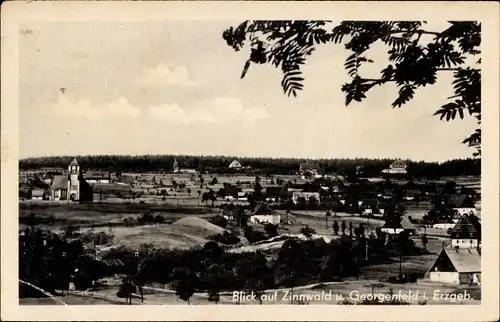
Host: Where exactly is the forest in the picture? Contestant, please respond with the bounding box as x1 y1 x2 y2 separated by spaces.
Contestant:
19 155 480 178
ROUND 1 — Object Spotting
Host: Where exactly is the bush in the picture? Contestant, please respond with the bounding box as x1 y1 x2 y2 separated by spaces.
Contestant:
122 216 136 225
80 231 114 246
137 212 154 224
264 224 278 238
153 214 166 224
209 231 240 245
63 225 80 238
116 279 135 298
300 226 316 239
209 215 228 229
244 227 268 244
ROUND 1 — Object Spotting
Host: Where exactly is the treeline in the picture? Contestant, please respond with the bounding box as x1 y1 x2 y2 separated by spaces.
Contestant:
19 155 480 177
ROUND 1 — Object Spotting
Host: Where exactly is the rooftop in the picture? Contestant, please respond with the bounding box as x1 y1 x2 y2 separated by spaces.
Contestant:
51 175 68 190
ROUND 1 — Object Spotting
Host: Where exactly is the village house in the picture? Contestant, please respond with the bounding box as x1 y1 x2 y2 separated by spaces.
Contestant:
31 189 47 200
381 160 408 178
228 159 242 169
381 216 418 235
83 171 111 184
431 210 462 230
292 191 320 204
237 191 248 201
172 158 198 174
425 247 481 285
449 213 481 249
402 189 420 201
359 198 380 215
249 202 281 225
299 162 321 179
447 194 477 216
115 174 135 186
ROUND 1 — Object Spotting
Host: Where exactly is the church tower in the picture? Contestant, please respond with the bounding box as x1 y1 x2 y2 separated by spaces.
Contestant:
173 158 180 173
68 158 80 201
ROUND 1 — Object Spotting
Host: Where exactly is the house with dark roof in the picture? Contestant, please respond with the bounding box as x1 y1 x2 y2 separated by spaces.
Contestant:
299 162 321 178
51 175 70 201
449 214 481 249
425 247 481 285
381 216 418 235
31 189 47 200
447 194 477 216
360 198 380 215
83 171 111 184
249 202 281 225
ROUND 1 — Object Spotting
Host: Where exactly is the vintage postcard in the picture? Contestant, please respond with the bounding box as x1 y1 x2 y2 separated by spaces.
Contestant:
1 1 499 321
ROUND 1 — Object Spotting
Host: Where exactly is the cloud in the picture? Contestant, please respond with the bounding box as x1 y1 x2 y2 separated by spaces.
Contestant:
147 97 270 124
107 97 141 117
52 94 141 120
139 64 196 88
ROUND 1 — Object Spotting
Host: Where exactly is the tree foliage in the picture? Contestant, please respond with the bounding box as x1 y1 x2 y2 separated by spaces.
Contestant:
20 154 480 178
222 20 481 156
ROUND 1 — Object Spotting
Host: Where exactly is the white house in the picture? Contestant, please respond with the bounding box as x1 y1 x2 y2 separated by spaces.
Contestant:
228 160 242 169
426 247 481 285
31 189 46 200
249 203 281 225
84 171 111 184
447 194 477 216
381 216 418 235
292 191 320 204
381 160 408 176
432 222 457 230
449 214 481 249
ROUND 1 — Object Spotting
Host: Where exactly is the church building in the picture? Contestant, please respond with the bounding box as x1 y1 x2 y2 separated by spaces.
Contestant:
50 158 93 202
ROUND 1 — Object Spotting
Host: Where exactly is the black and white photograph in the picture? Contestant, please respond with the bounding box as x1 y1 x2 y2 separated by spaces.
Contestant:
1 1 499 321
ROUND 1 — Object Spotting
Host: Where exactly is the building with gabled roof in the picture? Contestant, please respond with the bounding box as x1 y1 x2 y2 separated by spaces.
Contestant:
249 202 281 225
229 160 242 169
31 189 47 200
381 160 408 176
84 171 111 184
447 193 477 216
425 247 481 285
381 215 418 235
299 162 321 178
449 214 481 248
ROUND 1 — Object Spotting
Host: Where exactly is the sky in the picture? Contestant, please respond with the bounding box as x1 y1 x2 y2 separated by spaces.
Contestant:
18 21 478 162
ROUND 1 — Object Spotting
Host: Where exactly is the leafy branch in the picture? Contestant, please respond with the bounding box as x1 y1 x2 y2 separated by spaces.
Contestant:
222 20 481 156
